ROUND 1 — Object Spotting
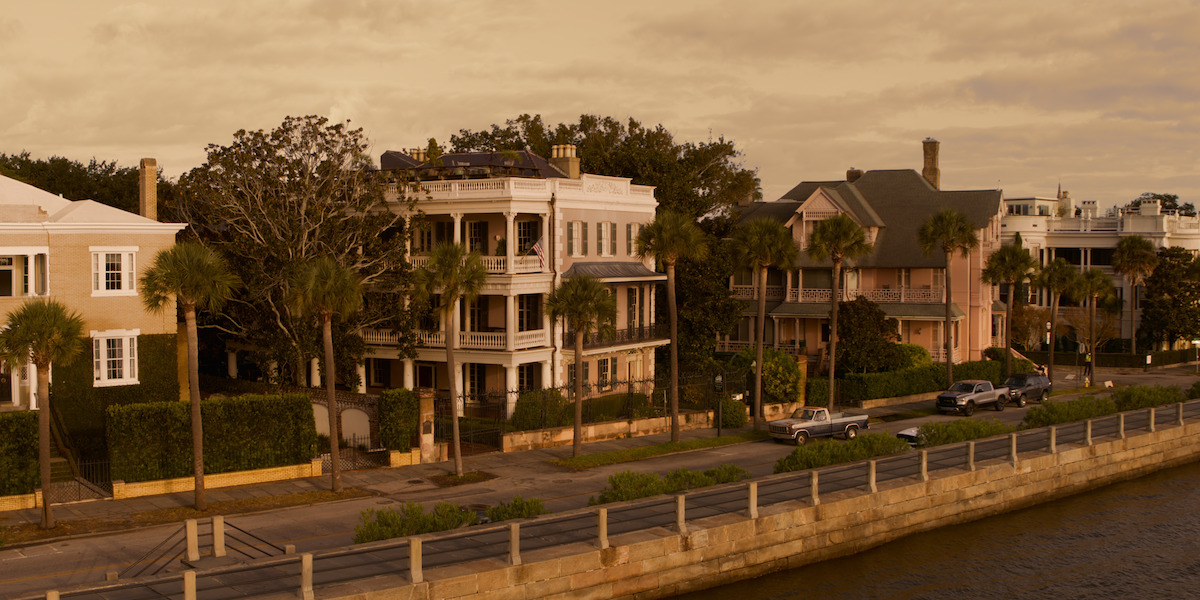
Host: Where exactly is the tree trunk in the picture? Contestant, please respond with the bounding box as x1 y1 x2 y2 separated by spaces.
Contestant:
37 363 53 529
1049 294 1060 383
446 300 464 477
753 265 767 429
1004 287 1014 377
323 314 342 493
1130 283 1139 355
828 259 841 411
1090 294 1098 380
667 261 680 442
185 306 206 511
943 253 954 385
573 334 584 457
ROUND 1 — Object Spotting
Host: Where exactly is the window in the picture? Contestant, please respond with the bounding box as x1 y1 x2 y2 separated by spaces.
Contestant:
518 363 538 391
92 330 139 387
597 357 617 391
517 220 540 253
465 363 486 399
596 222 616 256
0 257 12 297
518 294 540 331
567 360 590 398
91 247 137 296
466 221 488 254
898 268 911 289
414 225 433 253
567 221 588 257
627 287 641 328
627 223 642 256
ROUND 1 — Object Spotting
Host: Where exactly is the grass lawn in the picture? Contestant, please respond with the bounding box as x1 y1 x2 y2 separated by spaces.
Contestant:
551 430 769 470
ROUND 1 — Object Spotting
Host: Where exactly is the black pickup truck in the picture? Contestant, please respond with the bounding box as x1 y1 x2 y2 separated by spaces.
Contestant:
1004 372 1052 408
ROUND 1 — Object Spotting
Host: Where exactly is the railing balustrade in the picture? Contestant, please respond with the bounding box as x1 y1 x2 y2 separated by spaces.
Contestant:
563 323 668 349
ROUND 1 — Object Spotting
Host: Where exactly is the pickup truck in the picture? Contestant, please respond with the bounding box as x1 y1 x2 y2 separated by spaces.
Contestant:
936 380 1011 416
1004 372 1052 408
768 407 870 445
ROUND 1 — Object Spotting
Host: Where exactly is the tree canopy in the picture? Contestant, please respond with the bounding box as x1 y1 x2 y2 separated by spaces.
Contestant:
172 115 420 384
835 297 902 374
1128 192 1195 217
0 152 173 214
1140 246 1200 349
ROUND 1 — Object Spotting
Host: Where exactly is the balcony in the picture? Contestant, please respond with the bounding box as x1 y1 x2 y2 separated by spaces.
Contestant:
408 254 543 275
363 328 549 350
716 340 806 355
563 324 668 350
743 286 948 303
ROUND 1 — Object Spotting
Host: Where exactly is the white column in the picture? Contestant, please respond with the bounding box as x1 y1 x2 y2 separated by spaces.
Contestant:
309 358 321 388
505 365 518 417
453 363 465 412
506 294 517 351
226 351 238 379
451 212 463 244
355 363 367 394
451 298 461 350
540 213 550 273
27 361 38 410
541 360 552 390
403 359 415 389
505 211 516 274
403 215 412 255
542 294 552 347
785 269 793 299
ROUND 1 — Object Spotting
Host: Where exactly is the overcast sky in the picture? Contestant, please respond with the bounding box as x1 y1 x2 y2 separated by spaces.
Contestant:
3 0 1197 209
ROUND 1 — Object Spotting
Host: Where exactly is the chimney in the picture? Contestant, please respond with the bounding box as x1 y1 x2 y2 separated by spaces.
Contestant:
846 167 863 183
550 144 581 179
921 137 940 189
139 158 157 221
410 147 428 163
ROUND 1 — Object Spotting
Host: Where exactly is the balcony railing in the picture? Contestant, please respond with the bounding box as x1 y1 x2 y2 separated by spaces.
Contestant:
563 323 668 350
366 328 548 350
515 329 548 349
731 285 785 301
409 253 543 274
716 340 806 355
779 286 945 304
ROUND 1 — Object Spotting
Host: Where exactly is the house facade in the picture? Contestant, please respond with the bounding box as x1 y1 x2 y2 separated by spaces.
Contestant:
0 160 185 410
369 145 668 415
719 139 1006 366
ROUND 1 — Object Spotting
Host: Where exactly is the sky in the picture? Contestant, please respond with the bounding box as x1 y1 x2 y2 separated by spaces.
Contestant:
2 0 1197 209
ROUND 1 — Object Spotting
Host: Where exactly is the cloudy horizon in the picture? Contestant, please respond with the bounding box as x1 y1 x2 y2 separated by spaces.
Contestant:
3 0 1197 209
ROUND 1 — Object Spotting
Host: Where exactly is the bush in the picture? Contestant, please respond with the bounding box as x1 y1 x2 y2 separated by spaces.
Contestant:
663 468 715 492
805 378 829 407
486 496 548 522
1111 385 1184 411
0 412 38 496
377 388 419 451
773 433 909 473
718 398 749 428
703 463 751 484
353 501 477 543
590 463 750 504
896 344 933 369
917 419 1014 446
1022 396 1117 428
1187 380 1200 400
738 347 804 404
509 389 571 431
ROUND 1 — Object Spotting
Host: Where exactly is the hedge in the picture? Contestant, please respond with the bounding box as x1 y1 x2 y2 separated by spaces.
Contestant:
106 393 318 483
834 358 1037 404
1023 349 1194 369
0 412 38 496
54 333 179 460
377 389 419 451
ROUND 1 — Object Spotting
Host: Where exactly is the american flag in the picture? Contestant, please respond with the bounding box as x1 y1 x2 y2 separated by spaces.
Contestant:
530 237 545 268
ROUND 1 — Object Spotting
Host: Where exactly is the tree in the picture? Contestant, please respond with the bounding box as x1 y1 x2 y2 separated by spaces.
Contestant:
1113 235 1158 355
636 210 708 442
141 242 241 511
546 275 616 457
673 227 742 372
1128 192 1195 217
1035 258 1081 382
730 219 798 429
1011 304 1052 351
171 115 419 385
806 214 873 410
412 243 487 477
918 208 979 383
290 257 363 493
0 152 174 214
1075 268 1118 375
0 299 85 529
982 236 1038 377
1140 247 1200 350
835 297 902 374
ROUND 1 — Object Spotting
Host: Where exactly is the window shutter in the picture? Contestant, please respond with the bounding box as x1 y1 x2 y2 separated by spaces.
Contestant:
567 222 575 256
626 223 633 255
582 223 589 256
126 252 135 291
93 338 101 381
608 223 616 256
596 223 603 256
92 253 100 291
129 336 138 380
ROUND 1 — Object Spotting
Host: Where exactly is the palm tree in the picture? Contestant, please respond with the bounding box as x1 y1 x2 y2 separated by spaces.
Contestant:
1077 268 1117 381
0 299 85 529
1112 235 1158 355
731 218 798 429
290 257 363 493
806 214 873 411
141 242 240 511
546 275 616 457
413 243 487 477
1035 258 1081 384
636 210 707 442
982 236 1038 377
918 208 979 384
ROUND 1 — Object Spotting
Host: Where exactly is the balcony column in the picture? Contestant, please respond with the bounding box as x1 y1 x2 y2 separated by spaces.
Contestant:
785 269 792 300
309 358 321 388
27 361 38 410
356 363 367 394
402 359 414 389
540 213 550 273
505 365 518 417
451 212 463 244
226 351 238 379
506 294 517 351
541 360 552 390
505 211 516 274
403 215 412 255
542 293 552 348
773 317 780 349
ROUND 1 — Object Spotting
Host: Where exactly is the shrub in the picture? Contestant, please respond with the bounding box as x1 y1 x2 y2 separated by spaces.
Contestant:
663 468 715 492
718 398 749 428
896 344 933 369
590 464 749 504
983 346 1007 361
486 496 548 522
0 412 38 496
738 347 804 404
592 471 664 504
805 378 829 407
1022 396 1117 428
917 419 1014 447
377 388 419 451
353 501 477 543
1187 380 1200 400
509 389 571 431
1111 385 1184 411
774 433 909 473
703 463 751 484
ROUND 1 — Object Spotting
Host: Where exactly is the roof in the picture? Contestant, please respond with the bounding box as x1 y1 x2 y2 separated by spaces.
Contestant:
762 300 965 320
740 169 1002 269
0 173 176 227
562 262 667 282
380 149 568 179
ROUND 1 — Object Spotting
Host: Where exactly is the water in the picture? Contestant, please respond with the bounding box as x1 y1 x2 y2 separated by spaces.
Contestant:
676 461 1200 599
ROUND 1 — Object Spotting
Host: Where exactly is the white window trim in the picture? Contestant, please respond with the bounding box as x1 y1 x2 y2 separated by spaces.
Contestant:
90 246 139 297
91 329 140 387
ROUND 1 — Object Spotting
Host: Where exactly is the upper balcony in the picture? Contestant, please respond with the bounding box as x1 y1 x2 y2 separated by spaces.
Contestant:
409 254 544 275
563 323 668 351
732 285 946 304
363 328 550 351
387 175 656 206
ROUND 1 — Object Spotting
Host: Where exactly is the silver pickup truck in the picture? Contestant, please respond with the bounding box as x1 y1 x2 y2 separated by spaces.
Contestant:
936 380 1011 416
768 407 870 445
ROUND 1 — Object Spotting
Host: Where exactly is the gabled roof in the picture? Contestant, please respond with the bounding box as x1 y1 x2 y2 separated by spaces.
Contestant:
741 169 1002 269
380 149 568 179
0 173 182 229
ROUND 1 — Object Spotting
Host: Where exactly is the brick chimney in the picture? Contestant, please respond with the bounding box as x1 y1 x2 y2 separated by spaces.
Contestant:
846 167 863 183
139 158 157 221
550 144 581 179
410 147 428 163
921 138 940 189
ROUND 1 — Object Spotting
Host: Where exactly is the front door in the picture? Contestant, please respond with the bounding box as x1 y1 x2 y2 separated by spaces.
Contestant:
0 364 11 406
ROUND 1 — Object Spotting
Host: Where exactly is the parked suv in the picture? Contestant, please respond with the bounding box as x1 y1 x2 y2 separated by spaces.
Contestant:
1004 372 1052 407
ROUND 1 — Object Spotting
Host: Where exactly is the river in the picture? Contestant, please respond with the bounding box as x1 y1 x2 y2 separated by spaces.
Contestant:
676 460 1200 599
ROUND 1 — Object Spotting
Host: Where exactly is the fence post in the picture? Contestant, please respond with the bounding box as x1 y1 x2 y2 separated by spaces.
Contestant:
919 450 928 482
1118 413 1126 439
1178 402 1186 426
1148 407 1156 432
1009 434 1019 468
1049 427 1057 454
509 523 521 565
810 471 820 506
285 544 296 555
45 592 59 600
183 571 197 600
185 519 200 562
747 482 759 519
212 516 226 558
675 495 687 534
966 442 975 471
1086 420 1093 446
597 508 609 549
301 553 314 600
867 460 877 493
410 538 423 584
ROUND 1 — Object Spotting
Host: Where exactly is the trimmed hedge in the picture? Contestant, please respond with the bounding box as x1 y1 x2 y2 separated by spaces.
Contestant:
1023 349 1194 369
353 501 477 543
377 389 419 451
917 419 1014 446
589 464 751 505
774 433 909 473
106 393 318 483
0 412 38 496
53 333 179 460
835 358 1037 404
